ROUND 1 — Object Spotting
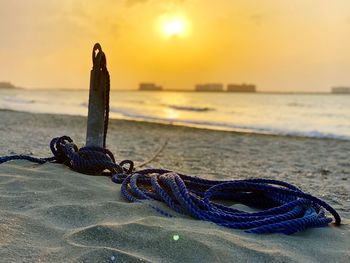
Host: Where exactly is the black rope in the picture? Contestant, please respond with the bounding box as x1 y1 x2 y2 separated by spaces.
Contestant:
103 66 110 148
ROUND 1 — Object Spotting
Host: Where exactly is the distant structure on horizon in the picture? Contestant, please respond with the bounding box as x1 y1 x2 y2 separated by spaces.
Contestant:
195 83 224 92
0 81 17 89
139 83 163 91
331 87 350 94
227 84 256 93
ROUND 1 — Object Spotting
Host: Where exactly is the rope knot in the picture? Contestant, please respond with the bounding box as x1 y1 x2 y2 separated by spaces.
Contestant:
92 43 107 71
50 136 74 164
49 136 131 176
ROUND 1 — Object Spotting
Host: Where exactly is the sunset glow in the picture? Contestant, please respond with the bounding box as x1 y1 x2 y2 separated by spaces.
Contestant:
162 18 186 37
0 1 349 92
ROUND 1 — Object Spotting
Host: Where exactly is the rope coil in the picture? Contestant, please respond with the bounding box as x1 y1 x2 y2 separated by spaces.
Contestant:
0 136 341 234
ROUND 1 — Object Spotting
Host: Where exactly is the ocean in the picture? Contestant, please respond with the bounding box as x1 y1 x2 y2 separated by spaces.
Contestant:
1 89 349 140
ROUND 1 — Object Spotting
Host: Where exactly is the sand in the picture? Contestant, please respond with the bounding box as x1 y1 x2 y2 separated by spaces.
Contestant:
0 109 349 262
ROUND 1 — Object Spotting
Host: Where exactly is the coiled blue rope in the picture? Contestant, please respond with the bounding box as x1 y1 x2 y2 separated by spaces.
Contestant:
0 136 341 234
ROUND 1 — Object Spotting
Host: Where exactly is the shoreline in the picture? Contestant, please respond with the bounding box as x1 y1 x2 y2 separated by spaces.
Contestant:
0 108 348 142
17 87 343 95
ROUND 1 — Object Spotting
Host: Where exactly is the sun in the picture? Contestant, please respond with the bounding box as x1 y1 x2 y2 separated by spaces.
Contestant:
158 15 188 38
163 19 185 37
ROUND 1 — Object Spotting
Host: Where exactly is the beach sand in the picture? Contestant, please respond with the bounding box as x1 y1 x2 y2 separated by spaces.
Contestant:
0 109 349 262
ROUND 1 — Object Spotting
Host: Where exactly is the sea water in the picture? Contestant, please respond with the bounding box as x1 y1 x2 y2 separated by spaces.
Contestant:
0 89 349 140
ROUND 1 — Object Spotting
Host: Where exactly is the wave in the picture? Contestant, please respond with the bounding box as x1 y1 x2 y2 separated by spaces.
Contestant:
287 102 316 108
81 100 214 112
80 101 88 108
2 100 348 141
107 106 350 141
124 99 145 104
167 104 214 112
3 96 35 104
60 100 350 141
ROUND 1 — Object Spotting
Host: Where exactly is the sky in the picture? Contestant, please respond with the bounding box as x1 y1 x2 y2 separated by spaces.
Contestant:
0 0 349 92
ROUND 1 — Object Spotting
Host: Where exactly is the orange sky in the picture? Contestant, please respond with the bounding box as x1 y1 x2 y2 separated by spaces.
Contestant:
0 0 349 92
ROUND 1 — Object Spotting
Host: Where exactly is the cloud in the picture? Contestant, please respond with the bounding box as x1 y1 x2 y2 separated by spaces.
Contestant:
250 13 264 26
126 0 149 7
125 0 186 7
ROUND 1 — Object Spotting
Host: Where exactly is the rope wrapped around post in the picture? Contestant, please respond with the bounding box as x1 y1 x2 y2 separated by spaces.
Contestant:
0 136 341 235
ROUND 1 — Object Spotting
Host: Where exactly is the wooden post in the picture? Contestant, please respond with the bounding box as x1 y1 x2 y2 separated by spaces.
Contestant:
86 43 107 147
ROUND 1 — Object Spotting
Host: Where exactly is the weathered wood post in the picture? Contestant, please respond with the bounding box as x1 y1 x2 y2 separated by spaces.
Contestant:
86 43 108 147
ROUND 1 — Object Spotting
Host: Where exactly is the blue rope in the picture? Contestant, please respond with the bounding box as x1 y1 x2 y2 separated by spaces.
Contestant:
0 136 341 234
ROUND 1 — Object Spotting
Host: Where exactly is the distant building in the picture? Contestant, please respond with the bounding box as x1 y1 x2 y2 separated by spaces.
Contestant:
195 83 224 92
0 82 16 89
139 83 163 91
227 84 256 92
332 87 350 94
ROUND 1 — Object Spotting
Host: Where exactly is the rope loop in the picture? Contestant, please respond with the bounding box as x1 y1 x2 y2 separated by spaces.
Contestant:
112 168 341 234
92 43 107 71
119 159 134 174
48 136 121 175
